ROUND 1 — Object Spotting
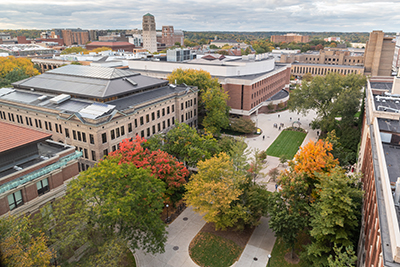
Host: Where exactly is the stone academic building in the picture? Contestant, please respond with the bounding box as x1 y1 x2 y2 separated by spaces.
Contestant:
0 65 198 169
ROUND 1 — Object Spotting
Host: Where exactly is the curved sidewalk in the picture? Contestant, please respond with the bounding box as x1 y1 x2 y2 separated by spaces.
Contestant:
135 206 276 267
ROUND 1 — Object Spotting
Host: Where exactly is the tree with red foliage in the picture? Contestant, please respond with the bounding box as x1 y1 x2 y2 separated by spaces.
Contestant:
109 135 189 204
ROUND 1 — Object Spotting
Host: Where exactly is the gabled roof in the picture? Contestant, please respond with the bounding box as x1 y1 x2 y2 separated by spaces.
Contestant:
0 122 51 153
143 13 154 17
12 65 168 99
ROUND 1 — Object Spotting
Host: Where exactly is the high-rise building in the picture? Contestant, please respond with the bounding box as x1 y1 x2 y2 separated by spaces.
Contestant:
142 13 157 53
364 30 395 77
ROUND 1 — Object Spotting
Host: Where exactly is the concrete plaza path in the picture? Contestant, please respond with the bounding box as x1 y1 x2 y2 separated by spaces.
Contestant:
134 109 319 267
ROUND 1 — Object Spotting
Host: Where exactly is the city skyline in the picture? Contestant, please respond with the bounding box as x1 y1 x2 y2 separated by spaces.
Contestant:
0 0 399 32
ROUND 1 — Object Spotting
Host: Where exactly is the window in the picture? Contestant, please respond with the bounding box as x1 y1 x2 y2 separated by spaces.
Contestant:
181 114 184 122
102 133 107 143
167 107 170 114
167 119 170 127
194 98 197 105
82 132 86 142
111 129 115 140
65 128 70 138
48 122 52 131
128 123 132 133
194 109 197 116
91 150 96 161
90 134 94 144
73 130 77 140
135 119 138 128
37 178 50 196
121 126 125 136
162 108 165 116
158 123 161 132
163 121 166 129
77 131 82 141
35 119 38 127
112 145 116 151
116 128 120 138
146 114 150 123
147 127 150 136
141 130 144 137
8 190 23 211
103 149 108 157
140 116 144 125
55 123 59 133
151 112 155 120
45 121 49 130
38 120 42 128
181 103 184 110
172 105 175 112
84 148 88 159
185 101 187 108
157 110 160 118
172 117 175 125
152 125 156 134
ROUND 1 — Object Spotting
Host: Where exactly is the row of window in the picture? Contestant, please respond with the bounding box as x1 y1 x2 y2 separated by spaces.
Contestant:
293 66 360 75
251 77 287 100
8 178 50 211
304 57 362 64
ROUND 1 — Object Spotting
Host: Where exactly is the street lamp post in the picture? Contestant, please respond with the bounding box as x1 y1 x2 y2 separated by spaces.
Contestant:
166 204 169 223
267 254 272 266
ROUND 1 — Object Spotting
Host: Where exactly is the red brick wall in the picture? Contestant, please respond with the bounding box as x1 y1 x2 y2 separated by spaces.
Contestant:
223 67 290 112
361 136 382 267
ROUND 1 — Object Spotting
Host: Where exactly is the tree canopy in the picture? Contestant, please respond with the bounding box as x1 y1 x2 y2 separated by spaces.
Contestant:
34 158 168 265
167 68 230 135
288 73 366 133
0 216 56 267
0 56 40 87
109 135 189 203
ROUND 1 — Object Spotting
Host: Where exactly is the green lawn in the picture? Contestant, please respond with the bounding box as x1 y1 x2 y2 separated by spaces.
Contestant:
266 130 307 159
190 232 242 267
268 236 309 267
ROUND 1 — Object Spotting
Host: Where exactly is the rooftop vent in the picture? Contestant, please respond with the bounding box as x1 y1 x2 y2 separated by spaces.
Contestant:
37 95 47 101
50 94 71 104
13 165 23 171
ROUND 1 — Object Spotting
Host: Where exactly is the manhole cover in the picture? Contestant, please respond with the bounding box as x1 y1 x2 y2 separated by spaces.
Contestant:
253 257 258 261
183 217 188 221
173 246 179 251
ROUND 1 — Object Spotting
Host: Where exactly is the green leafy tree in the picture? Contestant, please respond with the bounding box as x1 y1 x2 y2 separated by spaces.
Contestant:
0 216 56 267
229 117 257 134
327 244 357 267
35 158 167 265
163 123 220 167
305 168 363 265
268 183 308 260
185 152 268 230
167 68 230 134
288 73 366 133
201 86 230 134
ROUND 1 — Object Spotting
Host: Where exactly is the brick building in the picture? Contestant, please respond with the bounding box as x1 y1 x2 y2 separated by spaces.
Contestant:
271 33 310 43
59 29 89 46
125 53 291 117
364 30 395 77
357 75 400 267
142 13 157 53
0 65 198 169
0 122 80 217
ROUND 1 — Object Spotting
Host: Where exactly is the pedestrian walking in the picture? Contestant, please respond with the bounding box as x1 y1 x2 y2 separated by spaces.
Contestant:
263 135 265 140
278 126 281 130
278 114 280 118
275 183 278 191
290 117 292 121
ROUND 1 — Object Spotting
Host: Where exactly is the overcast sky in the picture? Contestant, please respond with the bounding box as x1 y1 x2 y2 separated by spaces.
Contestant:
0 0 399 32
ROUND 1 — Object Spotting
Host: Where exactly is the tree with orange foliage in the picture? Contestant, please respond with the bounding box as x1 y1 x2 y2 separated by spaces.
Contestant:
109 135 189 204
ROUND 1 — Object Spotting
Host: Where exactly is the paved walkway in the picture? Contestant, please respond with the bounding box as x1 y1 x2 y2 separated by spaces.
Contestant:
134 109 319 267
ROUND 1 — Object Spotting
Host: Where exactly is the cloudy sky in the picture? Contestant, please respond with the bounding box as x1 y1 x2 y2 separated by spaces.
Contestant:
0 0 399 32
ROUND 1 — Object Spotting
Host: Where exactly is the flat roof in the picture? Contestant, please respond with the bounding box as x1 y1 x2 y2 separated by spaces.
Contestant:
0 121 51 153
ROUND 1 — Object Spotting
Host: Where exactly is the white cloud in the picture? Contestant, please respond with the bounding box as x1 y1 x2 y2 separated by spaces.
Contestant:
0 0 398 31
